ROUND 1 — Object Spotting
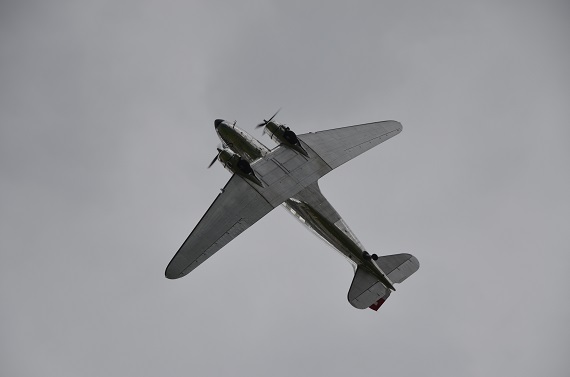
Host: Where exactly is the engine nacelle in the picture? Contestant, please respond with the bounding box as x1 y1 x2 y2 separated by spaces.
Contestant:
217 149 262 187
236 158 253 174
283 129 299 145
263 121 308 157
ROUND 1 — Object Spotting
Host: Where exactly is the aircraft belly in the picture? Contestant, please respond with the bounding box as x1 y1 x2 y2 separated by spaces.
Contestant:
250 146 332 207
283 197 364 266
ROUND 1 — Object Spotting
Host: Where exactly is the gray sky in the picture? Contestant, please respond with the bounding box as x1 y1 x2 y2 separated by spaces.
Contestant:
1 1 569 376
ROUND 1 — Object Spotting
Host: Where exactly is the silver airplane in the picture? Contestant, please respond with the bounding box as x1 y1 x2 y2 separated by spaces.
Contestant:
166 114 419 311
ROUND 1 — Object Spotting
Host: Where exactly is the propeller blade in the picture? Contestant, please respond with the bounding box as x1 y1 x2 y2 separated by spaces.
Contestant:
207 145 225 168
266 108 281 123
207 154 218 169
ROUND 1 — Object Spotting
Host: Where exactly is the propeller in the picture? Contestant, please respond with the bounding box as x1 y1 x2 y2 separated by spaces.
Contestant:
255 108 281 131
207 146 224 169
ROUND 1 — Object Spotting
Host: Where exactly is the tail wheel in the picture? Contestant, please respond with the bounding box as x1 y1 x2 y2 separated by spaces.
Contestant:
372 254 378 261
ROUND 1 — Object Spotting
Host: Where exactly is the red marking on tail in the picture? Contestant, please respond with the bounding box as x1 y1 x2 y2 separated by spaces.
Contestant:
369 298 386 311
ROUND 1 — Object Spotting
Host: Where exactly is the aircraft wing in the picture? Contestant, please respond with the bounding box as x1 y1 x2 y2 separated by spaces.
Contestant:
165 174 275 279
298 120 402 170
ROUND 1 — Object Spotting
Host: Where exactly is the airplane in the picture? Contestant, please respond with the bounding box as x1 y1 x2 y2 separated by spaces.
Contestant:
165 113 419 311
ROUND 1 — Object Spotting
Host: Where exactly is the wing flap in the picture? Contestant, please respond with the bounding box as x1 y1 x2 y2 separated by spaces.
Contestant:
165 175 275 279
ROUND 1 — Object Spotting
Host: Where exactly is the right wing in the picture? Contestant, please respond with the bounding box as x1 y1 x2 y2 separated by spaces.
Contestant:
298 120 402 170
165 175 275 279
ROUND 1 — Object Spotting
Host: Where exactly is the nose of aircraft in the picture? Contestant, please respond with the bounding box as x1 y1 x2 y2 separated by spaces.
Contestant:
214 119 224 128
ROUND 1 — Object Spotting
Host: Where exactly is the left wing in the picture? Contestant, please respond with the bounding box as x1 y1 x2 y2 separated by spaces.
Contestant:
165 175 275 279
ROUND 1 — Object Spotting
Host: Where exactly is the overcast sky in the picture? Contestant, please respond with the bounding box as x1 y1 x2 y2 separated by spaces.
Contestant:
1 1 569 376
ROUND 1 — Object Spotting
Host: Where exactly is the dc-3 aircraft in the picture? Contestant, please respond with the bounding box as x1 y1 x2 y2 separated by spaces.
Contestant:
165 112 419 311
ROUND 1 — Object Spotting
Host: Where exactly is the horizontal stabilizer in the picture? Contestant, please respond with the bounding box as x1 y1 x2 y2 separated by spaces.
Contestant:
375 253 419 284
348 254 419 310
348 267 390 309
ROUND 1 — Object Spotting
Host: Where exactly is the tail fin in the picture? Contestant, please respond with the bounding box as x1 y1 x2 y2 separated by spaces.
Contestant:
347 253 419 311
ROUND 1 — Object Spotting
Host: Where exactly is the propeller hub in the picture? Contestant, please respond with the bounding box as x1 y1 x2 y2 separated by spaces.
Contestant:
255 109 281 131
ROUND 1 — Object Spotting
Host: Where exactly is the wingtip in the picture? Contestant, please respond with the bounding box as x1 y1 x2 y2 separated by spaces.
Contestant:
165 270 178 279
164 264 183 279
381 120 403 134
393 121 403 133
